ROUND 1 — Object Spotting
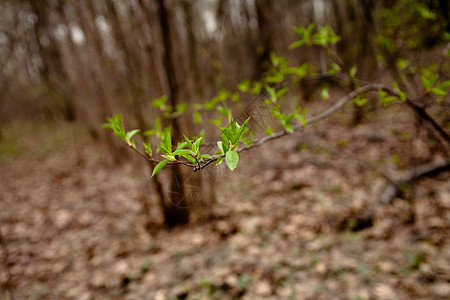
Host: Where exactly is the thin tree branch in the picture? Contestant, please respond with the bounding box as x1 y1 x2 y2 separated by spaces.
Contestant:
380 160 450 204
237 84 387 153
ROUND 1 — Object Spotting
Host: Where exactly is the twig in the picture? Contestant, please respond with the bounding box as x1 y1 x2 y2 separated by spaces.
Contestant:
237 84 387 153
127 143 195 168
380 160 450 204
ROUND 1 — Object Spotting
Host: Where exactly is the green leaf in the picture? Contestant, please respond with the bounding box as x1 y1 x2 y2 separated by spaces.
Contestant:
236 117 251 143
152 95 167 109
251 81 263 94
143 141 152 157
289 40 305 49
241 130 253 146
220 126 235 145
328 63 341 75
126 129 140 143
238 80 250 92
176 141 188 151
193 111 202 124
184 135 193 150
396 59 408 70
320 88 329 100
220 133 230 153
381 95 398 106
173 149 192 156
295 108 308 125
286 64 309 77
216 156 225 166
217 105 232 119
349 66 358 77
171 103 187 117
264 72 284 83
209 115 223 126
398 91 408 101
217 141 224 154
265 126 273 135
103 114 127 141
431 87 446 96
225 150 239 171
276 87 289 98
144 118 161 136
193 136 203 153
183 155 197 164
151 160 169 177
266 86 277 102
353 96 368 107
158 128 172 155
161 154 176 161
200 154 212 159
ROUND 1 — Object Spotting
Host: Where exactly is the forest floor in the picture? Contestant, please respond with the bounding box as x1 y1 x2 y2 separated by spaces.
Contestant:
1 101 449 300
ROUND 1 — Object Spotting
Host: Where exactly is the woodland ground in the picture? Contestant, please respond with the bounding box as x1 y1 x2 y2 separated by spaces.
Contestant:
1 99 449 300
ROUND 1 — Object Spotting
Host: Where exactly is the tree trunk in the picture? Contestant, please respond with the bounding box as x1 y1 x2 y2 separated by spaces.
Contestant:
29 0 76 122
254 0 275 80
156 0 189 227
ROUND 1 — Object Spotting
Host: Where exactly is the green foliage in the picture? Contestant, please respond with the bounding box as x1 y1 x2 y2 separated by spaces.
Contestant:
103 113 140 148
104 19 447 180
376 0 447 55
151 160 168 177
290 24 340 48
378 89 399 106
353 96 368 107
144 118 161 136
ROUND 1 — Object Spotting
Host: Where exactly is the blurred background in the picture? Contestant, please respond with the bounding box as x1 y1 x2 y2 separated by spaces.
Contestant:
0 0 449 299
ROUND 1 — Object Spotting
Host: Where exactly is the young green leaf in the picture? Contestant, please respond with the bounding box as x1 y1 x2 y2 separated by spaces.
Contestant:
225 150 239 171
236 117 251 142
126 129 140 144
152 95 167 109
349 66 358 77
158 128 172 155
172 149 191 156
184 134 193 150
193 111 202 124
251 81 263 94
151 160 169 177
220 133 230 153
143 141 152 157
237 80 250 92
320 88 329 100
241 130 253 146
217 141 224 154
193 136 203 153
216 156 225 166
266 86 277 103
176 141 188 151
183 155 197 164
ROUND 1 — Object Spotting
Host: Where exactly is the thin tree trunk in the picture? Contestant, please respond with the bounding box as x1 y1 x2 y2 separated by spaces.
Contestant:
29 0 76 122
254 0 275 80
74 0 124 163
156 0 189 227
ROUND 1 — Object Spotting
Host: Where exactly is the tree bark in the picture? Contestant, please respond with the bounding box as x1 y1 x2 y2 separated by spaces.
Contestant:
156 0 189 227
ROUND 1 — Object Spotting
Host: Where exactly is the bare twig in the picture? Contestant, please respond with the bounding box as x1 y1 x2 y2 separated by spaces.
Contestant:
380 160 450 204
